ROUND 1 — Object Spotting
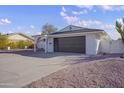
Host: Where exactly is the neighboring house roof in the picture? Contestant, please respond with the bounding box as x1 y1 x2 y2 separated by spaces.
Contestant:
6 33 34 41
51 25 104 35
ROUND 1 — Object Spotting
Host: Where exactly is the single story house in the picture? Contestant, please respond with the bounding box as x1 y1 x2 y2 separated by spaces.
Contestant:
35 25 111 55
6 33 34 42
5 33 34 49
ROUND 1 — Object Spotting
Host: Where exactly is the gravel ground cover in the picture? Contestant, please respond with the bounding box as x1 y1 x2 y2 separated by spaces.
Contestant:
26 56 124 88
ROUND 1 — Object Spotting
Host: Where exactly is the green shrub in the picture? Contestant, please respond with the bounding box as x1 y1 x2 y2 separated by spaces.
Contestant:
7 42 18 49
0 35 8 49
0 34 33 50
17 41 25 49
7 40 33 49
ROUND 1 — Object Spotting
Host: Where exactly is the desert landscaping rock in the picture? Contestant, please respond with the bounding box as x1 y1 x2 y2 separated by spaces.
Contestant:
26 58 124 88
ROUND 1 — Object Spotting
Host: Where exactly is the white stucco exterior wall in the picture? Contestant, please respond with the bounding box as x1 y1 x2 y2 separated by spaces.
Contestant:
100 38 111 53
86 34 100 55
46 33 101 55
96 38 124 54
110 40 124 53
46 35 124 54
47 37 54 52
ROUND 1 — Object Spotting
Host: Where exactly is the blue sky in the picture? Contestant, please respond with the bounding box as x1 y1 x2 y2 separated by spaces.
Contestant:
0 5 124 39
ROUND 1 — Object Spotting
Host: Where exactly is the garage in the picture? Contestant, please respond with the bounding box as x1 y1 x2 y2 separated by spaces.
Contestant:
54 36 86 53
37 25 106 55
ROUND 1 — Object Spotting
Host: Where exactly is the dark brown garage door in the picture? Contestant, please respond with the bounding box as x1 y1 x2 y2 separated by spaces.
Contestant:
54 36 85 53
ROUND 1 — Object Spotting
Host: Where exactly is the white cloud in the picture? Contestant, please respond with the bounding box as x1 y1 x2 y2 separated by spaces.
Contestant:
30 25 35 29
60 6 116 30
60 6 67 16
72 20 102 27
26 31 31 34
72 9 88 15
117 6 124 11
1 31 6 34
62 6 66 12
99 5 124 11
74 20 115 33
60 6 122 39
74 5 93 14
4 30 14 34
75 5 124 12
60 7 79 25
60 6 102 27
100 5 113 11
60 11 67 16
101 24 120 40
0 18 11 25
76 5 94 10
64 16 79 25
101 24 115 30
61 14 102 28
73 5 96 15
72 19 119 39
8 30 13 33
1 30 14 34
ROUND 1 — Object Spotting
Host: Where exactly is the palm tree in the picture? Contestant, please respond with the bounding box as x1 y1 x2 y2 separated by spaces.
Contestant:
116 18 124 58
115 19 124 43
41 23 57 35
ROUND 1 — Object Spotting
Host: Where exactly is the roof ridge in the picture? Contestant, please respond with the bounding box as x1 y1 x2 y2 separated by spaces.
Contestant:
58 25 104 33
51 25 104 35
59 25 84 32
5 32 34 41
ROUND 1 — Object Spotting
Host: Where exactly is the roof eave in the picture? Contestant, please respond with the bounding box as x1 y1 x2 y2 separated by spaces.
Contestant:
48 31 105 38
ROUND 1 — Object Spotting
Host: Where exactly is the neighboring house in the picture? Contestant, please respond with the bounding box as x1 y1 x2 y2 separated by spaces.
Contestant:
6 33 34 42
35 25 112 55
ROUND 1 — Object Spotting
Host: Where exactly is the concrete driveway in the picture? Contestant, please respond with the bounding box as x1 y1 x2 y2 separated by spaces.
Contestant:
0 50 86 88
